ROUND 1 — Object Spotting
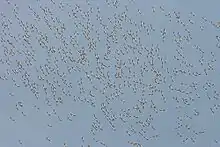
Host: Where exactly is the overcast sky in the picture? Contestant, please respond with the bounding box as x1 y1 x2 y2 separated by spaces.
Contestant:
0 0 220 147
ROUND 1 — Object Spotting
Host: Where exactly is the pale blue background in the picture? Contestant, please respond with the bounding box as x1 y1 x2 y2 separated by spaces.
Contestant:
0 0 220 147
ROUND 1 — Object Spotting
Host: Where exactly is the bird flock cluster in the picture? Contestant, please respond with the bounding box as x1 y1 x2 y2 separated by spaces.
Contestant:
0 0 220 147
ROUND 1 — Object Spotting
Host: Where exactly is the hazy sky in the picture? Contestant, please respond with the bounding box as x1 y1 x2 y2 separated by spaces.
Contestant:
0 0 220 147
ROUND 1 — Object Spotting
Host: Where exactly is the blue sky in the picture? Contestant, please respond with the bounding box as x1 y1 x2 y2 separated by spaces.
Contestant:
0 0 220 147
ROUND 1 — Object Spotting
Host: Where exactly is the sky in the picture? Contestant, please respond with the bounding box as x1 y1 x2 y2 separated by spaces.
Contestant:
0 0 220 147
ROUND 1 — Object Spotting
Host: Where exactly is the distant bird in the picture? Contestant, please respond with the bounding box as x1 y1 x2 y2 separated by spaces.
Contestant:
217 21 220 27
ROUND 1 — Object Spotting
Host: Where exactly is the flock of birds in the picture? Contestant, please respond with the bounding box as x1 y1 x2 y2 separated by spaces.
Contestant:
0 0 220 146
